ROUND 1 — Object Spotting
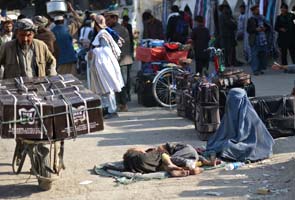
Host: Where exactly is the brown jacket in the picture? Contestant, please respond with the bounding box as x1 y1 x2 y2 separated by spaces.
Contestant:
0 39 57 79
35 27 59 58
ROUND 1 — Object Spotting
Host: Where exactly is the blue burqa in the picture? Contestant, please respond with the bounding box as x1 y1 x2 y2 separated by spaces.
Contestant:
206 88 274 162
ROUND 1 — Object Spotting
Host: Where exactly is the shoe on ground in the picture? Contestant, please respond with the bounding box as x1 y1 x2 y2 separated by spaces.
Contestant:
103 107 109 116
234 61 244 66
104 112 119 119
260 71 264 74
118 104 128 112
253 71 260 76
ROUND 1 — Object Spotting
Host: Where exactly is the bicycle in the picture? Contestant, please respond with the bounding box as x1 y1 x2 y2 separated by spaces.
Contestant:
152 47 225 108
152 63 184 108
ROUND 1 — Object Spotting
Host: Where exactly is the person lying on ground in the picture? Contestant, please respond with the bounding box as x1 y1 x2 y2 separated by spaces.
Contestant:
206 88 274 162
123 143 219 177
272 62 295 73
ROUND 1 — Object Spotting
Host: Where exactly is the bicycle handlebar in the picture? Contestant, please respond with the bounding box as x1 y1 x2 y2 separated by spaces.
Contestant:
204 47 223 55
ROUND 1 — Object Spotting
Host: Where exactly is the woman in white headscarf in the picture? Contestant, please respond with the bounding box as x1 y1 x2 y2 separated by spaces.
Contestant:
90 15 124 118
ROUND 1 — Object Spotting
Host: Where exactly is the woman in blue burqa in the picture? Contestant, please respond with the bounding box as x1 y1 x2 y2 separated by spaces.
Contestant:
206 88 274 162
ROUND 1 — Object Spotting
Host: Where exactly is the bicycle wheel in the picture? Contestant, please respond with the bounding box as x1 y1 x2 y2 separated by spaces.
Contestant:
30 144 52 190
152 68 183 108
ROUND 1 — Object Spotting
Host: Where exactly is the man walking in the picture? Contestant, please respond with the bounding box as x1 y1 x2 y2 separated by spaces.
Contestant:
191 16 210 75
51 2 82 75
247 5 270 75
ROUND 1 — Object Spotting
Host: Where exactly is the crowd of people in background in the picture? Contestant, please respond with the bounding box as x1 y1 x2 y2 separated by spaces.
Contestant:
0 1 294 119
0 2 137 119
142 3 295 76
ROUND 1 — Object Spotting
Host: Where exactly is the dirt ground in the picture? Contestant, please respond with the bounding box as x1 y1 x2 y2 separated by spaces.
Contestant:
0 99 295 200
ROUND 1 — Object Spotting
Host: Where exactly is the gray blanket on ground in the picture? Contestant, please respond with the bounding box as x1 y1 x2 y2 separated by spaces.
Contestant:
93 161 169 185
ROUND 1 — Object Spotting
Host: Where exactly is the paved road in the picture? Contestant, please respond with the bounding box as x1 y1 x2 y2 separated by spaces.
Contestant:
0 67 294 200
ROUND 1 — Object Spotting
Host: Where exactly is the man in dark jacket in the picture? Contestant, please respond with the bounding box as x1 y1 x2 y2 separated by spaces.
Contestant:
122 15 134 59
219 4 237 67
247 5 270 75
142 11 164 40
275 3 295 65
166 5 189 43
191 16 210 75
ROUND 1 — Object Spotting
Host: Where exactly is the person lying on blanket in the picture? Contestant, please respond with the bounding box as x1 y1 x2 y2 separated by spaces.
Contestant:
123 143 218 177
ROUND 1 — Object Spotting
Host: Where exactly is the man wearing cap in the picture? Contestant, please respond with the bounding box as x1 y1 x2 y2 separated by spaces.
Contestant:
105 11 133 112
33 15 58 58
90 15 124 119
0 18 56 79
0 18 14 45
0 18 14 79
51 2 82 75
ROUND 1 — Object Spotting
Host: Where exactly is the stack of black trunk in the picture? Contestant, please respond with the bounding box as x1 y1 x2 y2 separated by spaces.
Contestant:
194 83 221 141
175 72 200 120
250 95 295 138
135 71 159 107
136 62 169 107
176 67 256 140
213 68 256 116
0 74 104 140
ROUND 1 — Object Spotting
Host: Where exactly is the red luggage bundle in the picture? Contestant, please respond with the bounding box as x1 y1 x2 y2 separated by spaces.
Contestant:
136 46 189 64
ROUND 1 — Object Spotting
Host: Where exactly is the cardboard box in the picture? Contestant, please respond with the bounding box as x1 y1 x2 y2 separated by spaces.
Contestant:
0 74 82 94
37 85 85 97
0 94 53 139
44 90 103 140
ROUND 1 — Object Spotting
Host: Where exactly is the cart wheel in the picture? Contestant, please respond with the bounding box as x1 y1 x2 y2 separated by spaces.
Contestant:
33 145 52 190
12 140 27 174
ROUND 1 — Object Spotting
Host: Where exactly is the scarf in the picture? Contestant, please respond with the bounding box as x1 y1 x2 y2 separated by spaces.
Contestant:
92 29 121 60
